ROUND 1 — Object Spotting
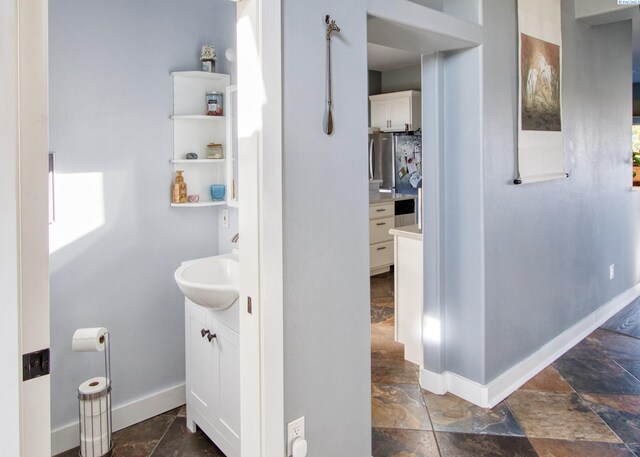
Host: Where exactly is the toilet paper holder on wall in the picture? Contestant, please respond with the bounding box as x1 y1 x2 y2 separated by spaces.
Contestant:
72 328 113 457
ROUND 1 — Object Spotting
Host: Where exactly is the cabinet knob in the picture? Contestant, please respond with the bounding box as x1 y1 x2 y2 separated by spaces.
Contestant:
201 328 209 338
376 222 386 226
207 333 217 342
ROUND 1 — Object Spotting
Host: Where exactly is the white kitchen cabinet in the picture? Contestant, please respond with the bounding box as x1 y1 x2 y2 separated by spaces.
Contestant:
369 91 421 132
171 71 231 207
185 300 240 457
370 202 395 275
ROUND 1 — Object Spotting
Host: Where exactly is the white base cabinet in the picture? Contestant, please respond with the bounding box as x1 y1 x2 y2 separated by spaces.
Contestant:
370 202 395 275
185 299 240 457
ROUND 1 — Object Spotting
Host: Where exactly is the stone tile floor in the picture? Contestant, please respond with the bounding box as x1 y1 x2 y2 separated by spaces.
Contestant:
57 272 640 456
371 271 640 456
54 405 226 457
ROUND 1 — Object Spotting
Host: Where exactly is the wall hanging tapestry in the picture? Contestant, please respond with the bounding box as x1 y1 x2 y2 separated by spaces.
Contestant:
515 0 567 185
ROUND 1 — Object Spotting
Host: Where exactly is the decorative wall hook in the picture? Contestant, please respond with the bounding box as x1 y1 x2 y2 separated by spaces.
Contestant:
323 15 341 136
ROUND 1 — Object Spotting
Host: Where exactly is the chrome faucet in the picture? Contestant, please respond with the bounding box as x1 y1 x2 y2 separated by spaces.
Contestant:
231 233 239 243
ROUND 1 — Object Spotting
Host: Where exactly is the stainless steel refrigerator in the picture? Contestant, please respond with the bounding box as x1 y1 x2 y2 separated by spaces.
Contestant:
368 132 422 195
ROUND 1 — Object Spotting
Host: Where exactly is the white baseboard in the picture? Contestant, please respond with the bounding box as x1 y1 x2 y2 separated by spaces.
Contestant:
51 383 185 455
420 283 640 408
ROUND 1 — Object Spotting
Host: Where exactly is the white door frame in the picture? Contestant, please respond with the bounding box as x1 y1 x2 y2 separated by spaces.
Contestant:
0 0 23 453
237 0 285 455
0 1 51 456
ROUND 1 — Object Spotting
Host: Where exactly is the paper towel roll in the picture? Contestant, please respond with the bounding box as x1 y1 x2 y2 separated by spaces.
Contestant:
72 328 107 352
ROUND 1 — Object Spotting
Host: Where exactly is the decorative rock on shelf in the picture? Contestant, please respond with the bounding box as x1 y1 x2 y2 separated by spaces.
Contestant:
201 45 217 73
186 152 198 160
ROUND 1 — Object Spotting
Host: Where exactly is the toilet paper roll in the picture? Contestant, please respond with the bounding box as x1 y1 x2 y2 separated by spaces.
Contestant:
72 328 107 352
79 377 109 397
80 434 110 457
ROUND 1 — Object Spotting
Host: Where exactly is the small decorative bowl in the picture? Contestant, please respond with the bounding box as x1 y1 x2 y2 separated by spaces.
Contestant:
187 194 200 203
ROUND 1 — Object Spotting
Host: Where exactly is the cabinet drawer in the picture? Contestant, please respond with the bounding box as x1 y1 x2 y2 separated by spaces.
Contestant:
370 241 394 269
369 216 394 244
369 202 394 220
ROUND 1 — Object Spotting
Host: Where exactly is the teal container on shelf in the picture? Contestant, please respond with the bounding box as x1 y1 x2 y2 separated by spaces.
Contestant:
210 185 225 201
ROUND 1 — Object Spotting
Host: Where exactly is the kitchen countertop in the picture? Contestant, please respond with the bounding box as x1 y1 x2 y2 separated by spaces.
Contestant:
389 224 422 241
369 191 416 205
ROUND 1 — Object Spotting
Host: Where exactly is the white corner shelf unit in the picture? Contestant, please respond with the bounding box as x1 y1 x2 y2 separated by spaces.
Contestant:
170 71 238 208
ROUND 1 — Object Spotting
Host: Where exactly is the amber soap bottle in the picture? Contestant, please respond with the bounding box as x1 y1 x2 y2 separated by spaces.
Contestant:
172 170 187 203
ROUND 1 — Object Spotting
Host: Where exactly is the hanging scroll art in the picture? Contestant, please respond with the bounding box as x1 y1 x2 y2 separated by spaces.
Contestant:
515 0 567 185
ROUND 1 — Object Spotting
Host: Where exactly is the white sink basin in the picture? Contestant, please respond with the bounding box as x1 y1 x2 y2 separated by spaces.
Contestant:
174 253 239 310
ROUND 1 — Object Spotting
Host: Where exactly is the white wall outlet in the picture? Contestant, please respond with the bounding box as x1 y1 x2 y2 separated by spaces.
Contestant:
610 264 615 280
287 416 305 456
222 208 229 228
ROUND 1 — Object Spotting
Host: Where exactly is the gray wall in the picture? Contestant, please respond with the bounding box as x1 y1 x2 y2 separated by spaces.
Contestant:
408 0 443 11
442 46 485 381
49 0 235 429
368 70 382 95
381 64 422 93
483 0 637 382
283 0 371 455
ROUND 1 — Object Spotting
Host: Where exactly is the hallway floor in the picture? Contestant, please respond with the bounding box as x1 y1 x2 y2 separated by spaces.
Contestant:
371 271 640 456
56 274 640 457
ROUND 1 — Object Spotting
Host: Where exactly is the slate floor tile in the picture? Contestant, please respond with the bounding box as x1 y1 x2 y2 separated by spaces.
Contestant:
626 442 640 455
371 321 404 353
55 414 176 457
560 337 608 360
371 351 419 384
505 390 620 442
529 438 636 456
587 329 640 362
580 393 640 444
520 365 574 393
553 357 640 395
422 392 524 437
372 427 440 457
372 383 433 430
435 432 538 457
616 359 640 381
603 299 640 339
150 417 225 457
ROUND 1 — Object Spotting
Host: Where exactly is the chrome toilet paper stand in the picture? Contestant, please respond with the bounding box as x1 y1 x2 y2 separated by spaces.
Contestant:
77 332 113 457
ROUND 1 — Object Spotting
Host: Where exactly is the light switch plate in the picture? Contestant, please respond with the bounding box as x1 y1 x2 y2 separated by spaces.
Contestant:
287 416 305 456
222 208 229 228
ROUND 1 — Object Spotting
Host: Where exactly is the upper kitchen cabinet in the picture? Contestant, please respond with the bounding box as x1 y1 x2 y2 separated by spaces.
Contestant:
369 90 421 132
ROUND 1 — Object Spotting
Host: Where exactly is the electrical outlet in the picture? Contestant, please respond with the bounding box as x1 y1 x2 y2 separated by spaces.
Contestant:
610 264 615 280
222 208 229 228
287 416 305 456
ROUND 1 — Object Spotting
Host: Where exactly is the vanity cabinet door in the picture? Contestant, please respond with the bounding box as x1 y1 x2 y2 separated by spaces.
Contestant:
214 322 241 448
187 306 217 417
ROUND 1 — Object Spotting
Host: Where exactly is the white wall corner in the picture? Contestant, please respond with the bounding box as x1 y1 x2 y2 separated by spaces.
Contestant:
51 383 186 455
421 283 640 408
575 0 639 25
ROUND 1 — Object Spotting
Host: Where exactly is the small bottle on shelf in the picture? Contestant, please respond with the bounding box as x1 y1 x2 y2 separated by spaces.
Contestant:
172 170 188 203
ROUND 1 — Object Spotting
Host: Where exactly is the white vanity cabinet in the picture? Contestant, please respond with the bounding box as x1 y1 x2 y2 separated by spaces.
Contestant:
185 299 240 457
369 90 421 132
